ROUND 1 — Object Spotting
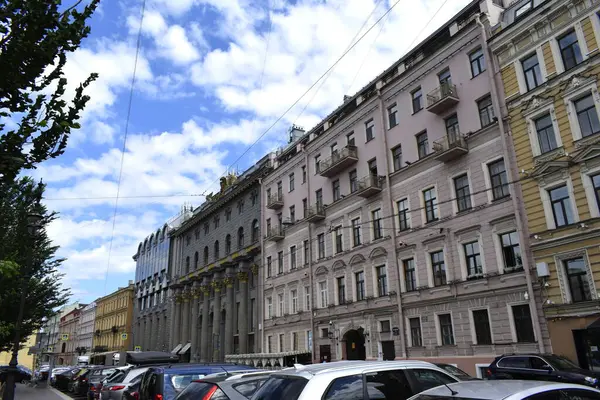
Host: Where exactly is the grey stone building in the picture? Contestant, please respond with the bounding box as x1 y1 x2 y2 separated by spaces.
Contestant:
260 0 549 376
168 156 271 362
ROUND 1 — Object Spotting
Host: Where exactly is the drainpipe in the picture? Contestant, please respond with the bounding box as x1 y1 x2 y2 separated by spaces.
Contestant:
476 15 545 353
304 147 317 363
259 177 265 354
376 90 407 359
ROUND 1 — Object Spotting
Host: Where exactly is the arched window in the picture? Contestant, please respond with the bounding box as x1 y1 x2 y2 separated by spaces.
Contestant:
214 240 220 260
203 246 209 265
225 234 231 255
194 251 199 269
238 227 244 249
252 219 259 242
185 256 190 273
61 343 66 353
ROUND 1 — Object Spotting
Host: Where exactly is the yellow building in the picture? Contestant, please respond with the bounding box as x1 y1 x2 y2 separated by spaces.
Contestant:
489 0 600 370
0 335 36 371
92 282 134 364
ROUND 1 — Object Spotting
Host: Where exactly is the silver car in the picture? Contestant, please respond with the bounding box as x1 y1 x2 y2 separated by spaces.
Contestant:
100 366 149 400
407 380 600 400
251 360 460 400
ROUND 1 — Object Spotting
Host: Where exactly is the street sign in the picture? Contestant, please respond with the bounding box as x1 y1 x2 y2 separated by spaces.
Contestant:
47 346 53 352
134 345 141 352
61 334 69 341
121 333 128 340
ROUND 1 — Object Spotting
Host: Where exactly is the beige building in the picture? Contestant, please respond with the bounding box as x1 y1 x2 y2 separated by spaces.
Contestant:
0 335 36 371
56 307 84 365
489 0 600 370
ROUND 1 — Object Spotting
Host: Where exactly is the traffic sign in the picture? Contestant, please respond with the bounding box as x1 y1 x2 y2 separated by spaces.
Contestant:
121 333 128 340
134 346 141 352
61 334 69 341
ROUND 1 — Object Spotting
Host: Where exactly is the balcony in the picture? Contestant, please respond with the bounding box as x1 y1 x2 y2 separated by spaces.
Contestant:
356 175 382 198
265 226 285 242
319 145 358 177
266 193 284 209
426 83 459 114
306 205 326 222
432 134 468 162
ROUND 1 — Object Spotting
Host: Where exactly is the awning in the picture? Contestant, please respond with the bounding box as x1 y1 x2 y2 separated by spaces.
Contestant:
171 344 183 354
178 343 192 355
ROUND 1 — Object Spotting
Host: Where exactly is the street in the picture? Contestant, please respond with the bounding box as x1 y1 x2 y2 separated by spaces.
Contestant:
15 383 70 400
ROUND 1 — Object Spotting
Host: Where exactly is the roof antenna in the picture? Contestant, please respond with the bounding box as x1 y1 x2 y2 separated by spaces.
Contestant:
441 380 458 396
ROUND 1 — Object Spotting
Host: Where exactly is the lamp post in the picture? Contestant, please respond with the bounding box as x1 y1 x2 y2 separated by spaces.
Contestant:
2 211 44 400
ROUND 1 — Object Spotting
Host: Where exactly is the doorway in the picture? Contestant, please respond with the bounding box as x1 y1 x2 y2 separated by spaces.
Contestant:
319 345 331 363
343 329 366 360
381 341 395 360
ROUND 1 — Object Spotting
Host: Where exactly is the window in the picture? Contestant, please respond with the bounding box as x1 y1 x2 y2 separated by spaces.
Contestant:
291 290 298 313
439 314 454 345
321 328 329 338
445 114 460 141
500 231 521 271
351 218 361 247
392 145 402 172
266 218 271 233
237 227 244 248
380 320 391 333
593 174 600 212
512 304 535 342
238 199 244 214
489 159 509 200
266 256 272 278
464 242 483 277
469 47 485 77
346 132 355 146
332 179 341 202
365 119 375 141
289 206 295 224
454 174 472 212
522 53 542 91
409 369 455 393
266 297 272 319
317 233 325 259
409 317 422 347
279 334 284 351
388 103 398 128
478 95 495 127
225 234 231 255
323 375 363 400
535 113 558 154
305 286 310 311
393 199 410 234
315 189 323 208
319 282 328 308
368 158 378 176
472 309 492 345
349 169 358 193
412 87 423 112
559 30 583 71
276 181 282 197
376 266 387 296
277 251 284 274
337 277 346 305
372 208 383 240
330 142 338 156
314 154 321 173
564 257 592 302
334 226 343 254
292 332 298 351
290 246 297 270
214 240 220 260
185 256 190 273
289 173 295 192
515 1 531 17
252 219 259 242
303 240 309 265
404 258 416 292
431 251 447 286
302 198 308 218
301 165 306 183
204 223 209 234
423 188 438 222
251 190 258 206
194 251 199 269
416 131 428 159
549 185 574 227
575 94 600 137
194 229 200 240
278 293 284 316
355 271 365 301
439 68 452 85
203 246 209 265
213 216 220 228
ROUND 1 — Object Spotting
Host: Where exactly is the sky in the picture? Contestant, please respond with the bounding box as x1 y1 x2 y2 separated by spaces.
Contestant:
33 0 473 304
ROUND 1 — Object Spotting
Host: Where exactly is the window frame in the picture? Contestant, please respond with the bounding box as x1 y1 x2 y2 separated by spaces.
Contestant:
521 52 543 91
469 47 486 78
548 184 576 228
371 208 383 240
351 217 361 247
499 231 522 272
470 308 493 345
436 313 455 346
408 316 423 347
463 241 484 278
391 145 402 172
388 103 398 129
355 271 366 301
524 104 563 157
397 197 411 232
375 265 388 296
534 112 559 154
453 173 473 213
336 276 346 305
411 87 423 113
485 158 510 201
403 258 416 292
554 250 597 304
422 187 438 223
289 172 295 192
558 29 583 71
416 131 428 159
365 119 375 142
562 82 600 142
332 179 341 202
477 94 495 128
508 303 536 343
430 250 447 287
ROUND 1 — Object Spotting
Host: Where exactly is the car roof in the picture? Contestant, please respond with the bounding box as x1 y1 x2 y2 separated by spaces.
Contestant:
413 380 594 399
151 363 255 373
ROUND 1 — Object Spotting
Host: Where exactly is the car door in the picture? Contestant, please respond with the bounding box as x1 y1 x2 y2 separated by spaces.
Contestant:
496 356 531 380
364 369 415 399
405 368 457 395
529 356 556 382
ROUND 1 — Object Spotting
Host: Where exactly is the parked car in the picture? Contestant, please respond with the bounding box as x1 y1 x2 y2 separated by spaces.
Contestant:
87 366 120 399
138 363 257 400
122 379 141 400
71 367 92 395
0 365 32 383
251 360 459 400
50 367 72 386
100 366 151 400
55 367 81 391
176 372 272 400
407 380 600 400
488 353 600 388
434 363 479 381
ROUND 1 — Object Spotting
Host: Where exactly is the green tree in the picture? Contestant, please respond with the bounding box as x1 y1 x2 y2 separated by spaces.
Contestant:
0 178 70 352
0 0 99 182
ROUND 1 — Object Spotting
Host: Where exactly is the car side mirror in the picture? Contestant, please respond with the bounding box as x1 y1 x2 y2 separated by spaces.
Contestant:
542 365 552 373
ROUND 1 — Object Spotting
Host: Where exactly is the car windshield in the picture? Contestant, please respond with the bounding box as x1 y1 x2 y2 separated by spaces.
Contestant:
437 365 471 378
251 376 308 400
546 355 580 370
168 374 207 392
175 382 218 400
107 370 126 383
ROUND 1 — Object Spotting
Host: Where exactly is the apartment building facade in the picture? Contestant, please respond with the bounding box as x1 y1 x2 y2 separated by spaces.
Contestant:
261 0 550 375
489 0 600 370
76 302 96 357
57 307 82 365
168 157 271 362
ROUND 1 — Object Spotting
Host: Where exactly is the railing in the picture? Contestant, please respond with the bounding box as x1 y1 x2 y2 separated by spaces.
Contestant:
426 83 458 107
319 145 358 172
266 192 284 208
356 175 382 192
432 134 467 153
265 226 285 239
306 205 326 220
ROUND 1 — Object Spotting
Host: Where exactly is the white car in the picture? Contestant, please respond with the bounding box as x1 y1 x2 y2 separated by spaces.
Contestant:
407 380 600 400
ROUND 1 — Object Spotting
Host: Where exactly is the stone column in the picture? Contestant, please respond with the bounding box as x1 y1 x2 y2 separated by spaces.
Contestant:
238 270 249 354
190 283 199 361
200 283 210 362
173 288 182 347
147 314 153 350
211 277 222 361
181 286 191 345
224 273 235 356
168 291 176 350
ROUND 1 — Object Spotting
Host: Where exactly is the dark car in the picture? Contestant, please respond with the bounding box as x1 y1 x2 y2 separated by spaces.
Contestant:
488 353 600 387
434 363 479 381
86 367 119 399
55 367 81 391
72 367 93 394
176 373 271 400
138 364 257 400
0 365 32 383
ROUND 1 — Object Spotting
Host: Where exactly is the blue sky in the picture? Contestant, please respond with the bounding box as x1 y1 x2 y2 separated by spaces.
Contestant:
34 0 472 303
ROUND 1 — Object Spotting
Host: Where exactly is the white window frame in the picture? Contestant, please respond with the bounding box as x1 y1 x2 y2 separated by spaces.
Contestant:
351 217 362 247
582 164 600 218
304 286 311 311
279 333 284 352
538 176 579 230
373 263 389 297
458 233 486 280
507 301 536 343
387 103 398 129
434 311 456 347
370 203 384 241
290 289 298 314
353 270 366 301
449 169 475 214
525 103 563 157
395 196 412 231
289 245 297 270
266 297 272 319
319 281 328 308
405 315 423 347
514 47 547 94
378 318 392 333
400 255 418 292
493 228 521 275
420 185 439 224
482 156 509 203
468 306 494 345
467 45 486 78
278 292 284 316
553 22 589 75
562 81 600 142
266 335 273 353
332 224 344 254
553 249 597 304
426 247 447 288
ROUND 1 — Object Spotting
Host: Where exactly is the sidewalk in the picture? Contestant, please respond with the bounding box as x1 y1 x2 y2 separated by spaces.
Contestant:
15 383 71 400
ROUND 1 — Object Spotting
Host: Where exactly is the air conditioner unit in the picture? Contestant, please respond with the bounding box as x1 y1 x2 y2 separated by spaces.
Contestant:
536 262 550 278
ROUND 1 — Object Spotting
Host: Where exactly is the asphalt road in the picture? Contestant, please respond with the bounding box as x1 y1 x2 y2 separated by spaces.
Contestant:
14 383 71 400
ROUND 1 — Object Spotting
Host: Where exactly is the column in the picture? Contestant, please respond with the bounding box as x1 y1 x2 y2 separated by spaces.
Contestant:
224 273 235 356
168 291 176 350
238 270 249 354
181 286 191 344
200 283 210 362
147 314 153 350
190 283 199 361
173 288 182 347
211 276 222 361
